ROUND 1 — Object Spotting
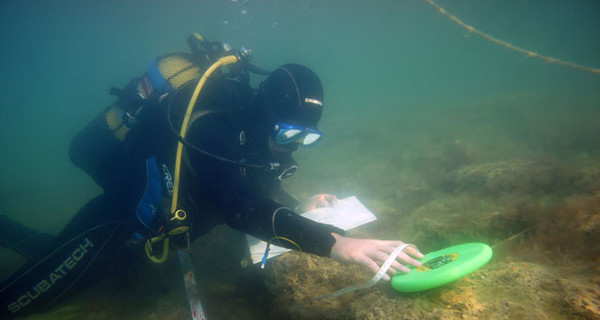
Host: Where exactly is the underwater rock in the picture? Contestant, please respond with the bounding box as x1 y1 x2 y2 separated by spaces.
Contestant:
263 253 599 320
452 159 573 195
264 252 358 319
560 275 600 319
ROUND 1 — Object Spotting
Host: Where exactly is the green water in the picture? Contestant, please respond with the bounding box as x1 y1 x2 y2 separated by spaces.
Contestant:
1 0 599 319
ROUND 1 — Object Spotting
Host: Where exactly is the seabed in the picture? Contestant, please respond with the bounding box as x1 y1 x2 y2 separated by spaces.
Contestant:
13 93 600 320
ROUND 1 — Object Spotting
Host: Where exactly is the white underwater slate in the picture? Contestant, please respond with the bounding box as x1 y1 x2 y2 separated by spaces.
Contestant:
246 196 377 264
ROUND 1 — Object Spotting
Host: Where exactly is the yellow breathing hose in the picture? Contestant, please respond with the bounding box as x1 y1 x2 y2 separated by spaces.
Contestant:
145 54 239 263
145 236 170 263
171 54 239 213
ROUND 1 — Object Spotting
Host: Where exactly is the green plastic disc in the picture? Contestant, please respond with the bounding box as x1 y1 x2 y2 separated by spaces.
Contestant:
391 242 493 292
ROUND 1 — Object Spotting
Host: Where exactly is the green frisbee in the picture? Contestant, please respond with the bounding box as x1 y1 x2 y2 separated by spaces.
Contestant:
391 242 492 292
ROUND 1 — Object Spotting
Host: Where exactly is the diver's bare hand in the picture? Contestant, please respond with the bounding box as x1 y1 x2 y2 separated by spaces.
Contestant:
329 233 424 281
296 194 338 213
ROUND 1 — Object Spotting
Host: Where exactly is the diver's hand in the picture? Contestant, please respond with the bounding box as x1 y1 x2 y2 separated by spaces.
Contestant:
329 233 424 281
295 194 338 213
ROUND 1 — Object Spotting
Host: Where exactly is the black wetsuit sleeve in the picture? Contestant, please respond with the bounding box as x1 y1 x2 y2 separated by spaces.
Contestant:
267 183 301 209
186 114 343 257
279 192 300 209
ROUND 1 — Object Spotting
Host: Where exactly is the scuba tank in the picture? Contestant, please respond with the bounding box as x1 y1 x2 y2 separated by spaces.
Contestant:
69 34 210 191
69 33 264 262
70 34 261 185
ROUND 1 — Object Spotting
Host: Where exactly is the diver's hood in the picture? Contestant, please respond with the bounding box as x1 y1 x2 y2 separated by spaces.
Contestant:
261 63 324 129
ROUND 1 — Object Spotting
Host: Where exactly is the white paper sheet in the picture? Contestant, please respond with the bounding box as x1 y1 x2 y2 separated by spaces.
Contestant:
246 196 377 264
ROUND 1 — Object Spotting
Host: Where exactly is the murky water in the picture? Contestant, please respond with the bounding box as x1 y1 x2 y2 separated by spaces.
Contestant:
1 0 599 319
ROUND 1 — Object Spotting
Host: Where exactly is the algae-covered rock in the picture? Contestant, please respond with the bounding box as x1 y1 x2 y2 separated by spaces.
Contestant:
452 159 573 195
264 254 600 320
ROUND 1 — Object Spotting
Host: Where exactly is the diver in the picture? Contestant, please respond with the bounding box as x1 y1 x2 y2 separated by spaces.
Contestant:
0 34 423 318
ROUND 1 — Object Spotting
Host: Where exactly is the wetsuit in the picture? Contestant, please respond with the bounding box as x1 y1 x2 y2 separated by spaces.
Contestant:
0 77 341 318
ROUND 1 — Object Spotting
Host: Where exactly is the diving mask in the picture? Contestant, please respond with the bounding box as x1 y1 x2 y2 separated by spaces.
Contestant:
273 122 323 146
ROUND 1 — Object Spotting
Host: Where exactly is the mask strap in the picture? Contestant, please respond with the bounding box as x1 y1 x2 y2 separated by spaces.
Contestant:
277 67 301 106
